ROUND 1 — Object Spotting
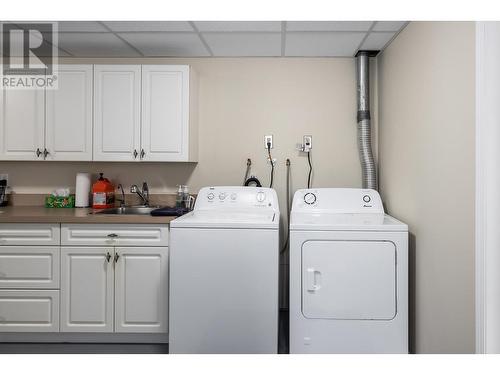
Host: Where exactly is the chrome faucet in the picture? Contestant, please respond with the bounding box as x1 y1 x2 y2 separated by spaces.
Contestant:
117 184 126 207
130 182 149 207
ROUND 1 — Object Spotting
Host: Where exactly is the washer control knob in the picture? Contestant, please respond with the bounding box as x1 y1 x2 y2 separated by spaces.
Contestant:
256 191 266 202
304 192 317 205
219 192 227 200
230 193 237 200
363 195 371 203
207 193 215 200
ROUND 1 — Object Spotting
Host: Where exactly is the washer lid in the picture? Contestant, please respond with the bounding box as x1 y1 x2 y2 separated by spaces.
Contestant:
290 212 407 232
170 210 279 229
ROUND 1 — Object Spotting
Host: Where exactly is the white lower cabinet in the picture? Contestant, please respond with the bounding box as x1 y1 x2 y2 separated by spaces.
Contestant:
0 246 60 289
60 246 168 333
0 223 169 337
60 247 114 332
0 290 60 332
0 224 61 333
115 247 168 333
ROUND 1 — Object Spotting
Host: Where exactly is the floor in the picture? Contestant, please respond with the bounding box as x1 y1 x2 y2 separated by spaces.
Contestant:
0 312 289 354
0 343 169 354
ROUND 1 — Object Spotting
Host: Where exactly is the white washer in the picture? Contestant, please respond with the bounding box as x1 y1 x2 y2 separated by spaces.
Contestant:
290 188 408 353
169 186 280 353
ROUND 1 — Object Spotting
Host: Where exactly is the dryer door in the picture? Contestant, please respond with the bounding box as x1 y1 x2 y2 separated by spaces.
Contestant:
302 240 396 320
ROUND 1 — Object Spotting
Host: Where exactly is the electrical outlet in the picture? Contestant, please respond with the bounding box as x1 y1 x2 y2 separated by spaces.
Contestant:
264 135 273 149
303 135 312 152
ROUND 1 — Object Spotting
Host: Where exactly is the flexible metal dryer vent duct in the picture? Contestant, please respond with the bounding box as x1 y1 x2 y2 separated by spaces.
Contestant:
356 51 378 190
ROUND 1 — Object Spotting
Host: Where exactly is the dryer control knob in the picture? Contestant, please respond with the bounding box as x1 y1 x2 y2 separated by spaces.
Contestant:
304 192 317 205
219 192 227 200
207 193 215 200
256 191 266 202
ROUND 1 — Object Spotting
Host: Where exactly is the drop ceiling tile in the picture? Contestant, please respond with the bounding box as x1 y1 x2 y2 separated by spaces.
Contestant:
372 21 407 32
56 48 72 57
194 21 282 32
285 32 365 57
360 32 395 50
102 21 194 32
118 32 209 56
286 21 373 32
3 29 66 57
57 21 109 32
203 32 281 56
58 33 141 57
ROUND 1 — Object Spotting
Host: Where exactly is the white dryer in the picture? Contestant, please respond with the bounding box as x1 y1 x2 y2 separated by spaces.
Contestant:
169 186 280 354
289 188 408 353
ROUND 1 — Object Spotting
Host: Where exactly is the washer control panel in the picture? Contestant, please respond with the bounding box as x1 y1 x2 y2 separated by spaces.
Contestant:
292 188 384 214
196 186 279 211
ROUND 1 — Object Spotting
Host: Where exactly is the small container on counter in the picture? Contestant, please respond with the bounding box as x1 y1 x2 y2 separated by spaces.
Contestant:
92 173 115 209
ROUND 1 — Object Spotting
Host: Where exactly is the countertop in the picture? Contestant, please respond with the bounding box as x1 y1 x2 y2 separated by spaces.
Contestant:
0 206 176 224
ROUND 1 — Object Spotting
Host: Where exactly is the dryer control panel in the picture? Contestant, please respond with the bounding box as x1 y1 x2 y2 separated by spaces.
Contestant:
292 188 384 214
195 186 279 211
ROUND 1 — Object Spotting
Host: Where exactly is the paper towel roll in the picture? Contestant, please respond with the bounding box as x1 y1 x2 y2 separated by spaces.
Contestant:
75 173 91 208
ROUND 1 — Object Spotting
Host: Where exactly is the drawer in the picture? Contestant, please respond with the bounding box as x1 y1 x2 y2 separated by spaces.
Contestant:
61 224 169 247
0 247 59 289
0 224 60 246
0 290 60 332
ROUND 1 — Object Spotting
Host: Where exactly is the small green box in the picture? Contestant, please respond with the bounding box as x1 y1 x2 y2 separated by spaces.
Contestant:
45 195 75 208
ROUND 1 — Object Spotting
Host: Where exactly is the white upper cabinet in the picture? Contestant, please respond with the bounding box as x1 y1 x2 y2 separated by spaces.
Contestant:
0 64 197 162
93 65 141 161
141 65 195 162
45 65 93 161
0 88 45 160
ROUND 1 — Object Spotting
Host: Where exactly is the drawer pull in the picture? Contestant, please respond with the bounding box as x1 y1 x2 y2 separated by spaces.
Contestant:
114 253 120 263
107 233 119 238
106 252 111 263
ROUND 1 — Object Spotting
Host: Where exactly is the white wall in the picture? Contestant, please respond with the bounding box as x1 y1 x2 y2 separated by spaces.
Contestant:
0 57 375 214
476 21 500 354
378 21 476 353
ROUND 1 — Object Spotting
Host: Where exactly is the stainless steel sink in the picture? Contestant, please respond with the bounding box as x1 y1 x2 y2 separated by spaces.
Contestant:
92 206 159 215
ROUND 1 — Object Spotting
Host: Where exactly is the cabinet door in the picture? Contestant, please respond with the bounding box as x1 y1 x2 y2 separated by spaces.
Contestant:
0 246 60 289
0 290 59 332
93 65 141 161
60 247 114 332
45 65 93 161
0 87 44 160
114 247 168 333
141 65 189 161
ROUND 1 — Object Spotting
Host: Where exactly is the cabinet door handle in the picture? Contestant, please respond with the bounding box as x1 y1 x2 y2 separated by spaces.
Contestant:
107 233 118 238
133 149 138 159
140 149 145 159
106 252 111 263
43 148 49 159
114 253 120 263
35 148 42 157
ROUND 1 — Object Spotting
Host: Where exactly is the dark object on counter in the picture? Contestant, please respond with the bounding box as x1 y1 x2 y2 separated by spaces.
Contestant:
150 206 191 217
0 180 8 207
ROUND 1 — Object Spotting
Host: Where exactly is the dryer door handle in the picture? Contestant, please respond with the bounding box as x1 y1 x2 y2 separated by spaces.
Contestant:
306 268 321 292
